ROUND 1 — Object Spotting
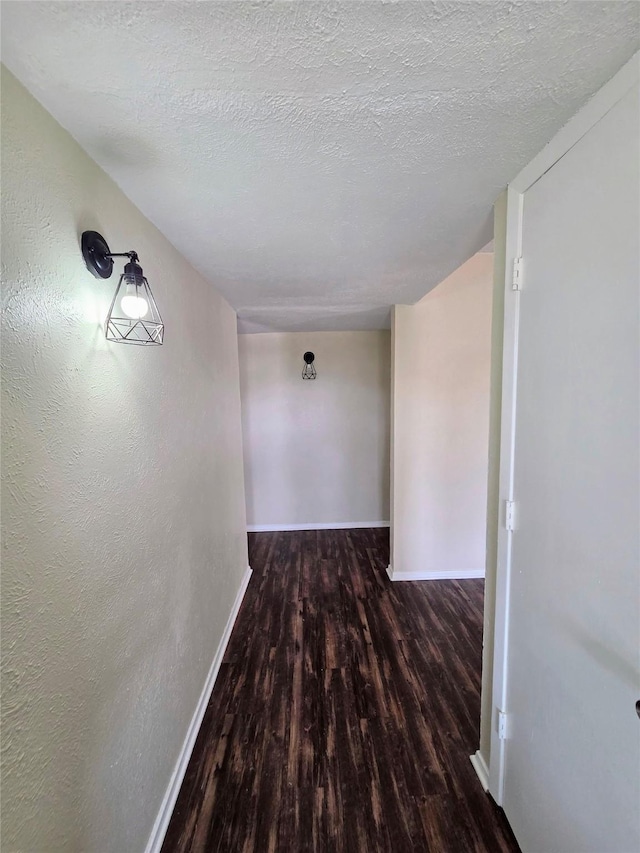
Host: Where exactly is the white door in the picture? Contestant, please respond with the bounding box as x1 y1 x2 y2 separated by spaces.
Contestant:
503 84 640 852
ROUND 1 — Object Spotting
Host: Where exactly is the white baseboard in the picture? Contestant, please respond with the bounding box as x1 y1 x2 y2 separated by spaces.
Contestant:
144 566 253 853
247 521 390 532
470 750 490 792
386 565 485 581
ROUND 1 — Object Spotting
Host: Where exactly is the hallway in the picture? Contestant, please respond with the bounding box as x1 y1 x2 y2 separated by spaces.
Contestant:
162 529 519 852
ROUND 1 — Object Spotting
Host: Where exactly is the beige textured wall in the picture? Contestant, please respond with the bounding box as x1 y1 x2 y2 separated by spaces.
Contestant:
391 253 493 576
478 192 508 766
1 68 248 852
239 331 391 528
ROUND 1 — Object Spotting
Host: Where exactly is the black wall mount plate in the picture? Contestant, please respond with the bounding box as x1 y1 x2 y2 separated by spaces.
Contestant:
81 231 114 279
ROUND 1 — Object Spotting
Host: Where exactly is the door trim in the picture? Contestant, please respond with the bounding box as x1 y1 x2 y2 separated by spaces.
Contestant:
487 50 639 806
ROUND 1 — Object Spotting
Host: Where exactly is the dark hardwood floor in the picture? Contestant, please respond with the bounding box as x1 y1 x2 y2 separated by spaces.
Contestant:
162 528 519 853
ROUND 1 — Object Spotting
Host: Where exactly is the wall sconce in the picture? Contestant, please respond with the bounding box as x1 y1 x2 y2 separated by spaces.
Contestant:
302 351 316 380
81 231 164 345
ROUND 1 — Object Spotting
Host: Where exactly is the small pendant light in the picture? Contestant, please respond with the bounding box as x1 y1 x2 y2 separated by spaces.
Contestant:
81 231 164 345
302 351 316 380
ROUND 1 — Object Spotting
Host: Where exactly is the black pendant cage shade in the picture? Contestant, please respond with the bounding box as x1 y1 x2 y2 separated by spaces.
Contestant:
106 268 164 345
302 351 316 380
81 230 164 345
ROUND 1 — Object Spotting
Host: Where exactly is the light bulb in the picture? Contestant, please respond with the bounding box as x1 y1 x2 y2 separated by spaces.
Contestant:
120 281 148 319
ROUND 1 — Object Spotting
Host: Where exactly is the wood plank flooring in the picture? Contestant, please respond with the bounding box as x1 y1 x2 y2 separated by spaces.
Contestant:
162 528 519 853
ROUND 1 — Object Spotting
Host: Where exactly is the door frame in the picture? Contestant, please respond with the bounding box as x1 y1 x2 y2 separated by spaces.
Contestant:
487 51 640 806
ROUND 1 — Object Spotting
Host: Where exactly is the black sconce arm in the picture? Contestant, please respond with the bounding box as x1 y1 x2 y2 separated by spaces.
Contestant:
105 250 139 261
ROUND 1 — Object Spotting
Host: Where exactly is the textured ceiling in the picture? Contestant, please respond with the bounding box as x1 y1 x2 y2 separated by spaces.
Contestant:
2 2 638 332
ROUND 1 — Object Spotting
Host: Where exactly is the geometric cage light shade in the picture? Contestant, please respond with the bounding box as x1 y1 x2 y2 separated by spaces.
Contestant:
302 351 317 379
81 230 164 346
106 264 164 345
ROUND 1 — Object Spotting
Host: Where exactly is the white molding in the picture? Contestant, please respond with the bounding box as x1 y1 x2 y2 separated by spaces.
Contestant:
487 52 640 808
386 565 484 582
488 183 522 806
144 566 253 853
247 521 390 532
470 751 490 792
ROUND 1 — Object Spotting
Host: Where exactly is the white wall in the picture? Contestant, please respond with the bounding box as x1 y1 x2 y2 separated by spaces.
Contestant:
390 253 493 579
239 331 390 529
1 68 248 852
